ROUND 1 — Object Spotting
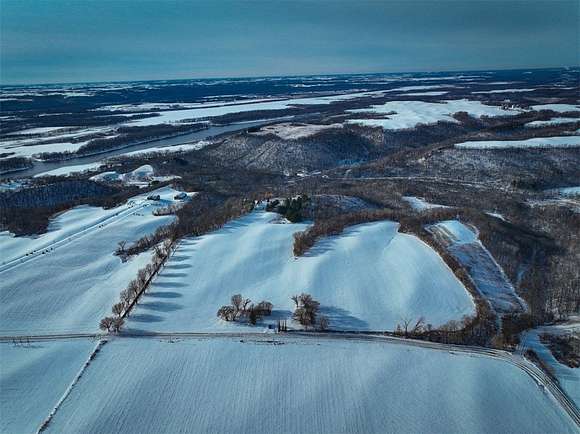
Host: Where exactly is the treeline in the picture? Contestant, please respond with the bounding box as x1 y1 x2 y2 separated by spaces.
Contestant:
106 193 259 333
266 195 308 223
0 180 152 235
0 157 33 174
118 193 256 257
294 209 395 256
0 179 116 209
101 240 173 332
392 312 498 347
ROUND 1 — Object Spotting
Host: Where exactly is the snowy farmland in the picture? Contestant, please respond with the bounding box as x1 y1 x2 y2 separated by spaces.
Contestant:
403 195 451 212
34 162 105 178
454 135 580 149
428 220 527 314
126 209 475 333
0 126 118 159
43 337 578 434
346 99 523 130
0 339 96 434
249 122 343 140
127 91 386 127
0 186 184 334
525 117 579 128
89 164 178 187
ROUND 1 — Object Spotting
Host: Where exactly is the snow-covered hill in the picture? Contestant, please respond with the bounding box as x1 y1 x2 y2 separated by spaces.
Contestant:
126 210 475 333
0 186 184 334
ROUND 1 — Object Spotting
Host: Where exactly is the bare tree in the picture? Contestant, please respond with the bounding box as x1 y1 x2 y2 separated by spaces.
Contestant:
231 294 243 313
112 302 124 317
99 317 115 332
248 304 259 325
120 289 132 306
128 280 140 300
137 269 148 288
217 305 236 321
116 240 127 255
291 293 320 327
111 317 124 333
256 301 273 316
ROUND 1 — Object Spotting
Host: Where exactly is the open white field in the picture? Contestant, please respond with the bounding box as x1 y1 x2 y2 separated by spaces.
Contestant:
428 220 527 314
526 117 579 128
0 339 96 434
0 187 182 334
127 91 385 127
455 135 580 149
126 210 475 333
34 162 105 178
402 195 451 212
346 99 522 130
0 126 117 159
44 337 578 434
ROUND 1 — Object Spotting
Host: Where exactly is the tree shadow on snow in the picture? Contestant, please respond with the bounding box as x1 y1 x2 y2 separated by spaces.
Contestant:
215 217 254 234
147 291 183 298
320 306 369 330
268 309 293 321
156 272 187 279
163 263 192 270
138 301 183 312
152 280 188 288
302 227 363 258
129 313 164 323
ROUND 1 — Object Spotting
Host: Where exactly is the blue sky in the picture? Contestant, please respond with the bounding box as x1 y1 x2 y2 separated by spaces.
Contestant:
1 0 578 84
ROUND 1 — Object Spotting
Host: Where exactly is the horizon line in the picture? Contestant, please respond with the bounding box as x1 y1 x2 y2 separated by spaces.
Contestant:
1 65 577 88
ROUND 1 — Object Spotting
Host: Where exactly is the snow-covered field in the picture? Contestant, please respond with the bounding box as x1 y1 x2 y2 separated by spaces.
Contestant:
346 99 522 130
121 140 211 157
34 162 106 178
454 136 580 149
532 104 580 113
0 339 96 434
559 186 580 197
428 220 527 314
0 126 117 159
43 337 578 434
250 123 343 140
0 186 183 334
525 117 579 128
126 210 475 333
127 91 386 127
472 88 536 94
89 164 178 187
403 196 450 212
94 98 278 113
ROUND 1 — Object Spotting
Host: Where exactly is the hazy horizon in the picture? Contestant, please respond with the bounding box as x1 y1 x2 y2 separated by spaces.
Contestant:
1 0 579 85
2 65 578 88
